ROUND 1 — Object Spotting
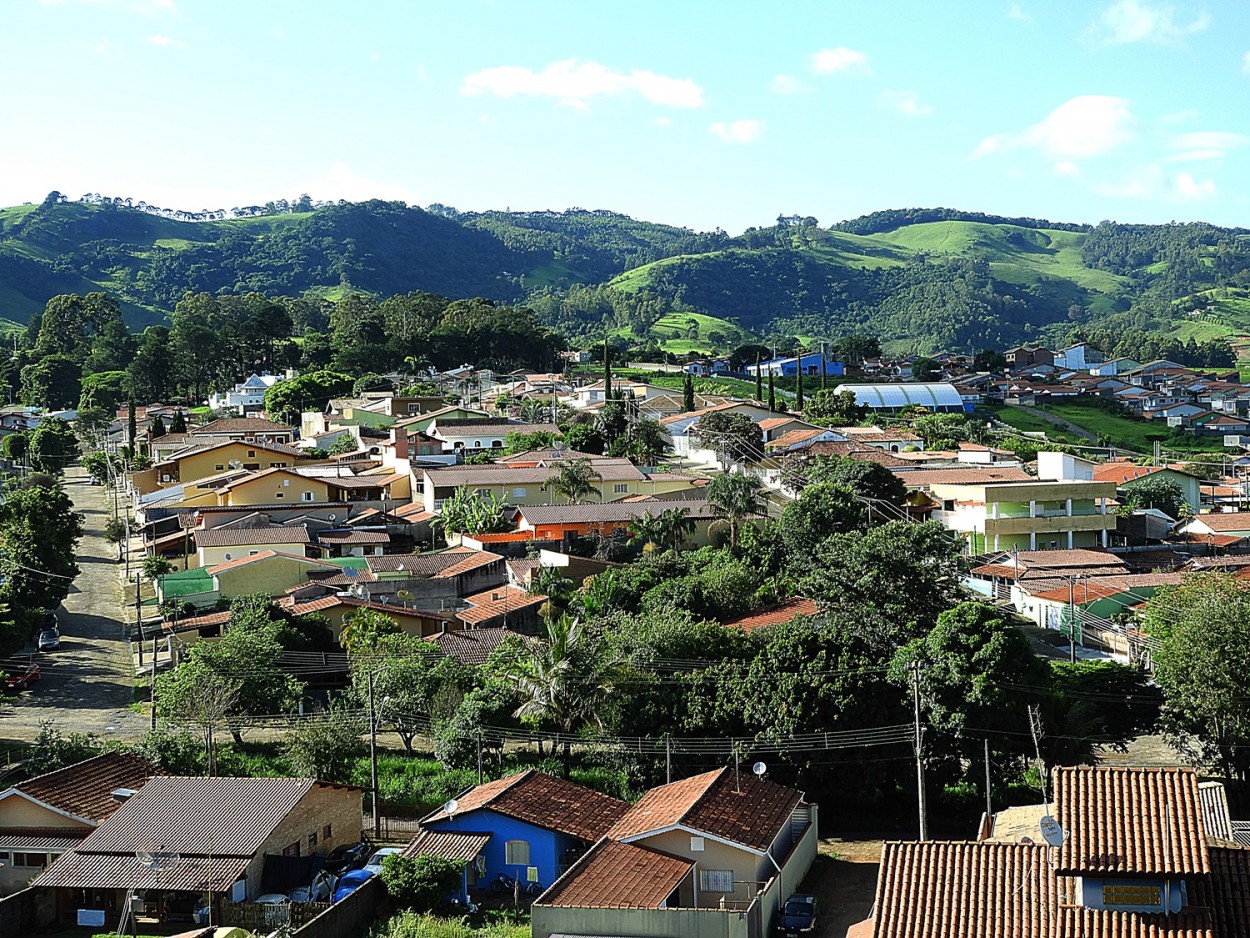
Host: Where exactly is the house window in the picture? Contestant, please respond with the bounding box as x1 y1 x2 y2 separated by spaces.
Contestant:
491 440 503 448
699 869 734 893
1103 884 1161 907
215 465 225 471
275 492 284 499
690 836 705 852
308 831 318 849
273 462 287 468
249 550 259 556
513 487 527 498
248 451 256 458
505 840 530 866
942 500 955 512
473 440 481 448
323 824 332 841
14 853 48 868
302 492 316 502
614 484 628 494
244 463 260 470
282 842 301 858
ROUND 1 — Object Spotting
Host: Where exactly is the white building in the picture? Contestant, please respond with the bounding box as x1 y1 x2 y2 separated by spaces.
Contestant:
207 373 287 415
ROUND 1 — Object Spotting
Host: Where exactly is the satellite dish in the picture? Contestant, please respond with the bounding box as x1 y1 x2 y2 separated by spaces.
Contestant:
1039 815 1067 847
443 799 459 817
223 553 232 561
752 762 767 777
328 513 337 521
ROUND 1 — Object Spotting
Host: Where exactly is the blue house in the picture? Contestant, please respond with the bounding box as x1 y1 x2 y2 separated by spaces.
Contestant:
420 770 628 895
747 354 844 378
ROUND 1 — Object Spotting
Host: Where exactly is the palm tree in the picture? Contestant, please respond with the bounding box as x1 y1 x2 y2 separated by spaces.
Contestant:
500 613 626 774
628 511 665 553
543 457 602 504
657 506 696 551
708 472 766 549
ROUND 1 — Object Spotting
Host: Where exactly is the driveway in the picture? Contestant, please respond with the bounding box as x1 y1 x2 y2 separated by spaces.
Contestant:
0 466 148 744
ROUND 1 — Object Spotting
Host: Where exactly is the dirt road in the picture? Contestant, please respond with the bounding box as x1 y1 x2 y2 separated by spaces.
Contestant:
0 466 147 746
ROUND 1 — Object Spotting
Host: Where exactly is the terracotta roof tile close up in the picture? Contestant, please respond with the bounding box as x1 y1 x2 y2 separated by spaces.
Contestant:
1055 766 1210 877
13 753 161 823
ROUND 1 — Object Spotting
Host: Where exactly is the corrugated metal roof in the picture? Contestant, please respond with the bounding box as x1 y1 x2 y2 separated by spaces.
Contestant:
34 851 251 892
73 776 316 856
404 828 491 863
0 833 88 850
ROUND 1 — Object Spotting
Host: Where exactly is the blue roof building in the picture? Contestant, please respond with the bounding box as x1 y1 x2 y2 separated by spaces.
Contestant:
747 354 844 378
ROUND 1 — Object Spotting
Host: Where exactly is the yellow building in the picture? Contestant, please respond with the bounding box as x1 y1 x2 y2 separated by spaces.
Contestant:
207 550 344 600
139 439 308 491
195 525 311 568
280 594 456 640
216 468 333 507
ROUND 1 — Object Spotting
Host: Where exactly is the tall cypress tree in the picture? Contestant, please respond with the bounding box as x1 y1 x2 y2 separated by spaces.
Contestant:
682 371 695 412
767 372 776 412
127 401 137 452
820 341 828 391
603 338 612 401
795 347 804 411
755 352 763 402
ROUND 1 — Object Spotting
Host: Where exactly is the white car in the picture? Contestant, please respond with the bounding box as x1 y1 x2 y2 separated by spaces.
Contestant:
363 847 402 876
290 870 338 903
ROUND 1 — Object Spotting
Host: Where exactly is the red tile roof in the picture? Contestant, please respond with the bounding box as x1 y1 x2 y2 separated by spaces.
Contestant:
422 770 628 841
1058 909 1213 938
1186 512 1250 533
13 753 160 823
861 841 1056 938
1055 766 1209 876
608 767 801 851
722 597 821 631
456 585 547 626
536 838 692 910
194 526 310 548
425 627 521 664
892 467 1035 486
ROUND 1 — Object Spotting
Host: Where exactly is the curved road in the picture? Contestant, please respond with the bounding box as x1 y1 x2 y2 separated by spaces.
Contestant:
0 466 147 745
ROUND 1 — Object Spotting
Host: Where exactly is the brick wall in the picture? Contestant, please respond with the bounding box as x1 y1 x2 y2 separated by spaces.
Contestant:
241 784 363 899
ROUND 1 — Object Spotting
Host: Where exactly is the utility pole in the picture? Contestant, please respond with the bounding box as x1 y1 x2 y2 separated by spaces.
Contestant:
910 660 928 841
368 671 380 840
150 635 158 730
476 731 484 785
135 574 143 665
983 737 992 823
666 737 672 785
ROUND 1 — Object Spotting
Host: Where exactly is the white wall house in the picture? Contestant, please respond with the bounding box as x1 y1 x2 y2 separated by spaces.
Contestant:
207 373 287 415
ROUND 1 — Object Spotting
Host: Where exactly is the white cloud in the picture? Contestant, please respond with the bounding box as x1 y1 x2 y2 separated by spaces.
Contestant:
972 95 1135 159
1174 171 1216 199
302 162 419 204
1052 161 1080 176
1165 130 1248 162
879 89 932 118
461 59 704 110
1091 0 1210 45
145 34 186 47
1095 163 1216 200
1008 2 1032 22
709 119 765 144
1242 50 1250 74
810 46 870 75
651 116 673 128
770 74 810 95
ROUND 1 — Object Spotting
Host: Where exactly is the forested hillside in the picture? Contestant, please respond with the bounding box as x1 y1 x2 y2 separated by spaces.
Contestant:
3 194 1250 355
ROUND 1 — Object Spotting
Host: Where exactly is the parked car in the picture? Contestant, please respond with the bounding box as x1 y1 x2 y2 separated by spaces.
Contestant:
363 847 402 876
777 894 818 937
323 841 371 876
37 628 60 651
332 869 374 903
290 869 338 903
3 662 40 693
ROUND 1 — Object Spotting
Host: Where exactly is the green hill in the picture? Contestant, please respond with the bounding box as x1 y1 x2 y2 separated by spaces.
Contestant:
2 197 1248 355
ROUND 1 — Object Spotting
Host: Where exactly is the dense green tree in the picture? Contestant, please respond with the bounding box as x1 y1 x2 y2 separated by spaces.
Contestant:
78 370 128 415
379 856 462 912
433 487 510 536
28 417 79 473
779 481 865 555
0 475 84 616
797 455 908 508
1147 574 1250 785
1120 475 1186 520
21 354 81 410
803 388 868 426
126 326 175 403
84 320 138 375
263 370 354 425
281 699 365 784
695 411 761 464
682 372 695 412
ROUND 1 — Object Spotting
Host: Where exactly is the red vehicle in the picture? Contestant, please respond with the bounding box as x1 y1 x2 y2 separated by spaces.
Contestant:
3 662 40 692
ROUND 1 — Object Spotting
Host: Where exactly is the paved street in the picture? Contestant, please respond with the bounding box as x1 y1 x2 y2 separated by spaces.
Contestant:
0 466 147 745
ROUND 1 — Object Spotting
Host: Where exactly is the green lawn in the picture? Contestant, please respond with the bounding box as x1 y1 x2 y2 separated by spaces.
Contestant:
610 311 749 356
985 401 1229 454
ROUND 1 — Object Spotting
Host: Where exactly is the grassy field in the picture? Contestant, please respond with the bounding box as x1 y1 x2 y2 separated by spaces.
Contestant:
985 400 1229 454
610 311 749 355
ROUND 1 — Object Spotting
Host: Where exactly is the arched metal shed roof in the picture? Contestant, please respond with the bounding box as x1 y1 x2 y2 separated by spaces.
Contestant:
837 382 964 411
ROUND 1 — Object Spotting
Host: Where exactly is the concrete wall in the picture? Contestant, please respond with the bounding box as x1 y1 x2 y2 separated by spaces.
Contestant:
198 540 309 568
215 556 341 599
178 444 297 486
637 830 760 909
224 474 330 507
292 874 383 938
532 900 759 938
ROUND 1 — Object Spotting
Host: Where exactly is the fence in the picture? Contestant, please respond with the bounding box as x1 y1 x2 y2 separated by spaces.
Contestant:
294 874 384 938
222 898 330 931
0 887 55 938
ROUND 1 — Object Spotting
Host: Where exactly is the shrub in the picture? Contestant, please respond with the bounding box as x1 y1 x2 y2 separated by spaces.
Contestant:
380 854 462 911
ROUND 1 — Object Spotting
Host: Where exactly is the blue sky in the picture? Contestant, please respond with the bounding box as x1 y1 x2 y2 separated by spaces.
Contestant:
2 0 1248 233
